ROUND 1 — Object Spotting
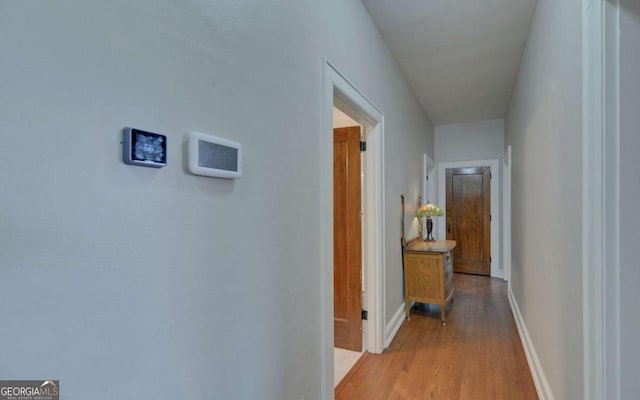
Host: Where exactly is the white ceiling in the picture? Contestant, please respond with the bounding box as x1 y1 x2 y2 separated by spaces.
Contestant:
362 0 537 126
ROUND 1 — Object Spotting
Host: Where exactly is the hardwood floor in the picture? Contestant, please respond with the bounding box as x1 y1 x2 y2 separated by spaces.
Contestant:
335 273 538 400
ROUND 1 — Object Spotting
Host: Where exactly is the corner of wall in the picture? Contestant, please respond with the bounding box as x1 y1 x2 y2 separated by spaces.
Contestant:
384 303 406 348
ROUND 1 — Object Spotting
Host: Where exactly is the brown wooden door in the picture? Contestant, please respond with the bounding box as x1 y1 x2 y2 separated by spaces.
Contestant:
333 126 362 351
446 167 491 276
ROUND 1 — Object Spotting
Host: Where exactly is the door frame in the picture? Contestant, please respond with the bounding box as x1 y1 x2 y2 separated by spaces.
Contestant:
503 146 512 284
321 59 386 400
582 0 620 398
437 159 501 279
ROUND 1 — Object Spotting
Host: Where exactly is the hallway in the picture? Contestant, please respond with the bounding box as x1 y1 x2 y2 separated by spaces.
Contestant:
335 274 538 400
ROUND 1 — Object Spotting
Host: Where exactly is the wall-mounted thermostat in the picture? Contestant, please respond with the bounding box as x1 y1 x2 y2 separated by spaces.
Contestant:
123 127 167 168
188 131 243 179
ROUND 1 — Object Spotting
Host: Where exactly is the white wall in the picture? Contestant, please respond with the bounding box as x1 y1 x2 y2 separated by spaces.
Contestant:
0 1 433 398
504 0 584 398
619 1 640 397
434 119 505 162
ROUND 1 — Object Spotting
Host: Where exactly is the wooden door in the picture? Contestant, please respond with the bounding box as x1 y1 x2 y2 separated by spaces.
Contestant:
333 126 362 351
446 167 491 275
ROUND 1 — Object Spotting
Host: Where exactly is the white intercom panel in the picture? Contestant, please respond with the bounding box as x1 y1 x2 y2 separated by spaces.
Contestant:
188 131 243 179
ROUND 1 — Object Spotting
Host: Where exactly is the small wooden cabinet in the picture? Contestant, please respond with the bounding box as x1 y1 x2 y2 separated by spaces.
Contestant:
403 240 456 325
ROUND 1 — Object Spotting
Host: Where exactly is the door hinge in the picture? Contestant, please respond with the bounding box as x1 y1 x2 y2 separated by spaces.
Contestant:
360 141 367 152
361 309 368 320
490 256 492 262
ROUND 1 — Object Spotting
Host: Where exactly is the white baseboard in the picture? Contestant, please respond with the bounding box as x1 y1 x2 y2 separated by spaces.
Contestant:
508 286 554 400
385 303 406 348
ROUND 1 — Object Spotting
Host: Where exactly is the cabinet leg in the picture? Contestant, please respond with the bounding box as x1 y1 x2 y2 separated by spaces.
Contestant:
405 301 411 320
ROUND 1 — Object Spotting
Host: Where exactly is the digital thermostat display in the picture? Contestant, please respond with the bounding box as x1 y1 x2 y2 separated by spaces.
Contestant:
188 131 242 179
123 127 167 168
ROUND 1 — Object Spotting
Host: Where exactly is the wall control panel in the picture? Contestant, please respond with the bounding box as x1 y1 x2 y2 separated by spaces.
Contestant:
188 131 242 179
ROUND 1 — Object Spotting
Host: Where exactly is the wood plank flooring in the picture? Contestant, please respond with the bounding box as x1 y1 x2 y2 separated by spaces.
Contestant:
335 273 538 400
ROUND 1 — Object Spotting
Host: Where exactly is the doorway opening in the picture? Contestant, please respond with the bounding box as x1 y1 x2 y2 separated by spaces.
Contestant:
321 60 385 400
332 108 364 386
445 166 491 276
437 159 502 279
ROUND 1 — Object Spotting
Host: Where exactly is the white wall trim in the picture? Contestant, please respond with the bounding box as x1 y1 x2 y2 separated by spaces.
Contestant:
508 286 554 400
384 303 406 348
503 146 512 284
582 0 621 399
321 59 386 400
437 159 502 278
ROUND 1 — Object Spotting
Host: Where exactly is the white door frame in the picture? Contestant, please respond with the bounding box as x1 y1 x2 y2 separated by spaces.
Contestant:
321 59 386 400
437 159 501 279
582 0 620 398
503 146 512 284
